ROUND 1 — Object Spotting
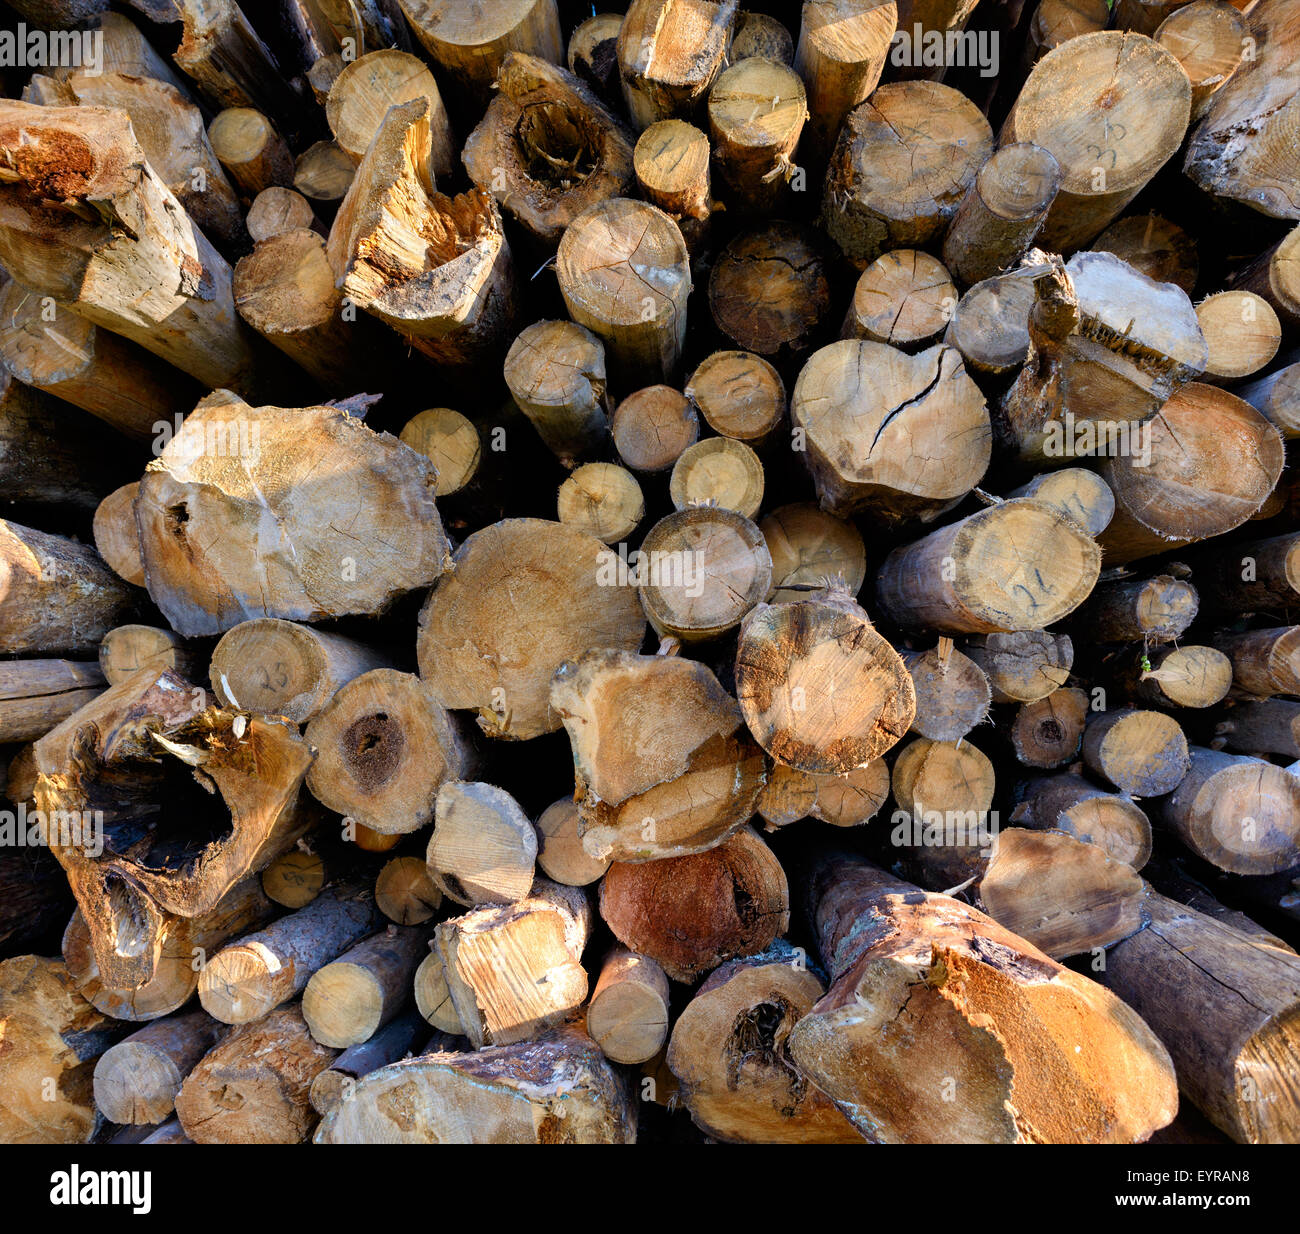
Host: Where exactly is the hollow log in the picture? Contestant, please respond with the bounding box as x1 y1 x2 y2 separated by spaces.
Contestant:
1009 686 1088 767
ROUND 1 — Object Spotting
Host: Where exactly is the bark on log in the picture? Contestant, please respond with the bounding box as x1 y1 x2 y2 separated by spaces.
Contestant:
599 826 789 983
587 947 670 1065
791 340 991 522
1230 225 1300 332
417 519 646 740
1081 707 1190 795
305 670 471 836
136 395 451 637
1217 698 1300 758
302 925 427 1048
1013 772 1153 867
787 855 1178 1142
1102 892 1300 1143
0 659 105 744
1214 626 1300 697
92 1008 221 1125
1238 358 1300 440
1074 574 1198 643
314 1026 636 1143
308 1010 431 1117
208 107 295 198
503 319 610 462
552 649 765 862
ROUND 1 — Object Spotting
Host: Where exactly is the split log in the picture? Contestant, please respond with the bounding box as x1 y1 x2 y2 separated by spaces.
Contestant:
35 670 314 990
535 797 611 887
1003 31 1192 250
62 875 276 1021
1012 772 1153 867
99 625 197 686
210 618 392 725
58 70 244 249
587 948 670 1065
0 659 105 743
790 340 991 522
963 630 1073 703
976 827 1150 958
208 107 295 198
876 499 1101 634
327 50 454 179
686 350 786 448
175 1003 337 1144
1155 0 1249 119
1102 893 1300 1143
262 848 326 909
302 925 427 1049
709 221 833 364
1217 699 1300 759
551 649 765 862
1074 574 1199 643
666 941 865 1142
1196 290 1281 381
731 11 795 62
736 580 914 773
1081 708 1190 796
314 1026 636 1143
463 53 636 246
1091 211 1199 293
247 186 321 242
0 287 190 442
137 396 451 637
761 502 866 603
427 780 537 907
900 643 991 741
92 484 144 586
173 0 306 125
295 140 355 206
198 885 381 1024
503 319 610 462
636 505 772 643
793 0 897 165
1162 747 1300 875
943 144 1062 287
669 437 765 518
633 120 713 248
557 463 645 543
0 521 138 655
327 99 515 371
399 408 482 498
1183 0 1300 221
92 1008 221 1125
435 879 591 1048
706 56 806 212
756 758 889 829
1238 359 1300 440
943 269 1034 375
413 947 465 1035
305 670 471 836
374 856 442 925
1010 686 1088 767
599 826 789 983
616 0 738 130
417 519 646 740
611 384 699 473
787 855 1178 1143
555 197 691 387
1230 225 1300 332
822 81 993 266
841 249 956 349
309 1011 431 1117
1122 644 1233 709
0 956 126 1144
1214 626 1300 697
1097 383 1284 565
1005 467 1114 537
397 0 564 98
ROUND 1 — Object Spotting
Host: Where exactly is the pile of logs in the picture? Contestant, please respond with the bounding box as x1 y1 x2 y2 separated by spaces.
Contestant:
0 0 1298 1147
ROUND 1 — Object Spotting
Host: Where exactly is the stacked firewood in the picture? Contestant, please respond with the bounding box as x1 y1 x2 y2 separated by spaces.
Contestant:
0 0 1297 1147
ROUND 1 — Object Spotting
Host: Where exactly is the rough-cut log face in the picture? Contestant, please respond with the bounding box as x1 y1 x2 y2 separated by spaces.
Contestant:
761 502 866 602
137 397 450 637
463 53 635 243
600 827 790 982
736 585 915 773
1092 211 1198 291
551 649 766 861
791 339 991 519
33 669 314 990
417 519 647 740
667 946 866 1143
314 1028 637 1144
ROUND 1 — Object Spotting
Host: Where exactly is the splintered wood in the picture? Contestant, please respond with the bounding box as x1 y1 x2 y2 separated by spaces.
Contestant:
2 0 1300 1154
